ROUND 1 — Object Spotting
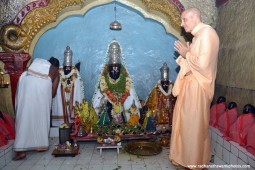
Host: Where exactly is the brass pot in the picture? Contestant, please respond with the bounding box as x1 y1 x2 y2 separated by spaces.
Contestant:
160 136 170 147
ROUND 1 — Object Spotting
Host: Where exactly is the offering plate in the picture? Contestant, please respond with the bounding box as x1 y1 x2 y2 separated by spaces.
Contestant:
124 141 162 156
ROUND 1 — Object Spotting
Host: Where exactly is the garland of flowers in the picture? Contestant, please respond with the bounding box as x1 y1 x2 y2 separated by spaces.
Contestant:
104 65 126 93
60 66 78 93
99 64 131 104
157 80 173 96
92 39 141 109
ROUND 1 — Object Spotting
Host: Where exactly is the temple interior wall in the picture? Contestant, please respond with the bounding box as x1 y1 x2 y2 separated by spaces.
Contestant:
0 0 254 112
31 3 181 101
214 0 255 113
0 0 217 29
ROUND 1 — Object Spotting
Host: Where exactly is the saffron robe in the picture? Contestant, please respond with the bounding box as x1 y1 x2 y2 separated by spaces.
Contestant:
14 58 52 151
170 23 219 167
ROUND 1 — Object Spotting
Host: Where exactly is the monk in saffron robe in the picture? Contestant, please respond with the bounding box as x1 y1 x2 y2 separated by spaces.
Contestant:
170 7 219 168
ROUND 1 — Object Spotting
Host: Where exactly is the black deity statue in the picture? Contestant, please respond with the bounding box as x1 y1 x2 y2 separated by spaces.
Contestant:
108 63 121 81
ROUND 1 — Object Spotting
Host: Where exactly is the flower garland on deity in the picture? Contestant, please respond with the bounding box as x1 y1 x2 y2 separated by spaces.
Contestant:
99 64 131 105
59 66 78 93
92 40 141 124
59 66 81 107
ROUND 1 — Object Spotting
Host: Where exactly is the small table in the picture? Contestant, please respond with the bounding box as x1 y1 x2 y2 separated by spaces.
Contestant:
97 143 122 155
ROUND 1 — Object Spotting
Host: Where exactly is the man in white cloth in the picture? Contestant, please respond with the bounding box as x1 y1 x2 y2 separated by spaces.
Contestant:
13 57 60 160
52 46 84 126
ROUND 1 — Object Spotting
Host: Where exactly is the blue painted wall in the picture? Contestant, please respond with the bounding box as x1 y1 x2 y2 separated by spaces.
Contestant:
33 2 179 101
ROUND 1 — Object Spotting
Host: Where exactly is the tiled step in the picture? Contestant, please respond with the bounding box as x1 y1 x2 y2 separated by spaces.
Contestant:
209 126 255 169
0 140 14 169
0 126 58 169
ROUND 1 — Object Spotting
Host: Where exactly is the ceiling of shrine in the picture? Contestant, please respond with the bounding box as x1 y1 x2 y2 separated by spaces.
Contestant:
0 0 223 30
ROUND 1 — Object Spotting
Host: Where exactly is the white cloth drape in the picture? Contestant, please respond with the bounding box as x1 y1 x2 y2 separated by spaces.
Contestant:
14 59 52 151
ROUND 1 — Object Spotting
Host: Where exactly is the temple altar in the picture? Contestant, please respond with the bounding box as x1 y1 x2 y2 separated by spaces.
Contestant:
0 0 184 143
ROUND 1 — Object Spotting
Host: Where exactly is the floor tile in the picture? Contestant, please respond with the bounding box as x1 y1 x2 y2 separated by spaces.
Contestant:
2 137 229 170
30 164 47 170
88 164 103 170
131 164 147 170
45 164 61 170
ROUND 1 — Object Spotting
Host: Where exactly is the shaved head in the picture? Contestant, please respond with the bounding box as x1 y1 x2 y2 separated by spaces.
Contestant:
181 7 202 33
184 7 202 21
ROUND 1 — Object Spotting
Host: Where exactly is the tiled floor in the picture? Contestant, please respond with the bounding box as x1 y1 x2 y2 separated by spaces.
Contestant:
2 137 183 170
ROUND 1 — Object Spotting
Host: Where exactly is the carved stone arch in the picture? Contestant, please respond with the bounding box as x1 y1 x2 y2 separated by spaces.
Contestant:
0 0 184 54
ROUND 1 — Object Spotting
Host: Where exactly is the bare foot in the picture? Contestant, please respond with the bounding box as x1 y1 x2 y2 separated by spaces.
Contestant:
12 152 26 161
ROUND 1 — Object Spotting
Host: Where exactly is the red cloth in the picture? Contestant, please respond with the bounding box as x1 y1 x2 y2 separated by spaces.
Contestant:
0 113 15 140
210 102 226 127
9 72 23 107
229 113 255 146
0 52 31 108
0 132 8 147
246 124 255 156
218 108 238 137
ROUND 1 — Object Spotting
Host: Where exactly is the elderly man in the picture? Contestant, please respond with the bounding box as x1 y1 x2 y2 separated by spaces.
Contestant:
13 58 60 160
170 7 219 168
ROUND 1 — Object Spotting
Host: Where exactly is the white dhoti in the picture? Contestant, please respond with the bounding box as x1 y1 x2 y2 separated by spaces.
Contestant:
14 59 52 151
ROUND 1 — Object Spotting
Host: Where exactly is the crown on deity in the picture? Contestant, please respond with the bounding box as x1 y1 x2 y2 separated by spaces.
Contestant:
64 46 73 66
108 40 121 64
160 62 169 81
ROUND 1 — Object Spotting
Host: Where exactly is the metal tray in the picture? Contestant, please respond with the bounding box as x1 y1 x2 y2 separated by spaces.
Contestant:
124 141 162 156
52 145 79 157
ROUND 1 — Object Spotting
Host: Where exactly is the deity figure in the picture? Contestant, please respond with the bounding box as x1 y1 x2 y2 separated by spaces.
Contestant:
217 102 238 137
52 46 85 127
92 40 141 124
145 63 174 132
229 104 255 146
209 96 226 127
